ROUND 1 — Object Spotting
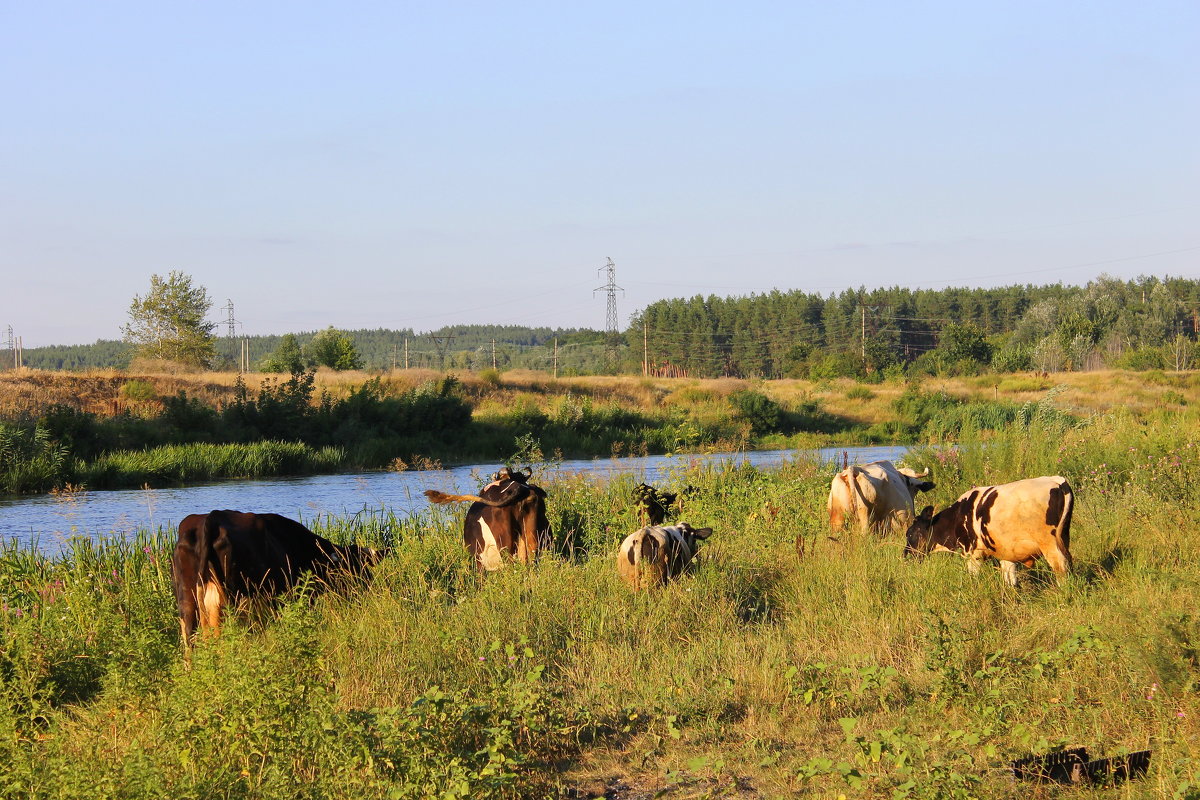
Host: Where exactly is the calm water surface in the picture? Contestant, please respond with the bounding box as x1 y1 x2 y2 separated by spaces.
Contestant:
0 445 908 549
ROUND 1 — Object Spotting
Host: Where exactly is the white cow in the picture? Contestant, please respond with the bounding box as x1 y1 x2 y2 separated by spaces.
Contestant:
827 461 934 535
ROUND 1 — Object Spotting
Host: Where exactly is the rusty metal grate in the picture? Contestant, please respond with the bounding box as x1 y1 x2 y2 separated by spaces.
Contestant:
1011 748 1151 786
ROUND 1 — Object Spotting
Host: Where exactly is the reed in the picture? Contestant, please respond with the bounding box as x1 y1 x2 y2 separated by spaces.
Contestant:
76 441 347 488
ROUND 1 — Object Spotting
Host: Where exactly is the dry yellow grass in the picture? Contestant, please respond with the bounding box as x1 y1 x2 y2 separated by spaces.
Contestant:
1 366 1194 424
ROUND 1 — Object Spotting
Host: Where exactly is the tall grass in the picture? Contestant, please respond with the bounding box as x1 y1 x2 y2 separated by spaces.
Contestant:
1 411 1200 797
75 441 347 489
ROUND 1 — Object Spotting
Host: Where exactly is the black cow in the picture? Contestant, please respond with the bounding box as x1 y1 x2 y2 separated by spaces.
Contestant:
172 510 383 644
424 466 551 571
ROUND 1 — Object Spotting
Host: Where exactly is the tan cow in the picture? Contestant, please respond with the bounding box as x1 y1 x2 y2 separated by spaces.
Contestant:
828 460 935 535
617 523 712 590
904 476 1075 586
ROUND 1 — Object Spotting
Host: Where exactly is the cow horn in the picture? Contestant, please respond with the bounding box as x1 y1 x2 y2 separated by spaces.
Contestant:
912 467 930 478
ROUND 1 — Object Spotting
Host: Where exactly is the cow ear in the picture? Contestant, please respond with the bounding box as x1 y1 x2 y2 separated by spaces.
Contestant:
918 505 934 520
690 527 713 540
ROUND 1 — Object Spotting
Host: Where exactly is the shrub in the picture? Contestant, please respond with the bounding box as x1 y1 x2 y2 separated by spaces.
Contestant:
119 380 157 404
728 390 783 435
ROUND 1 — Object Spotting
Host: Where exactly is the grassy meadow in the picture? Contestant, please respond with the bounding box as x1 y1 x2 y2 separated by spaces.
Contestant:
1 403 1200 798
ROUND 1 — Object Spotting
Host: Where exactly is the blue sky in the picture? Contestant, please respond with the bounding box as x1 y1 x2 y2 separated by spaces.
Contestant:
3 1 1197 346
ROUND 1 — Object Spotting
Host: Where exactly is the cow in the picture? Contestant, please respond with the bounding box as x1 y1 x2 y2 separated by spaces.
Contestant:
904 476 1075 586
424 466 551 572
617 522 713 590
827 460 935 535
172 510 383 645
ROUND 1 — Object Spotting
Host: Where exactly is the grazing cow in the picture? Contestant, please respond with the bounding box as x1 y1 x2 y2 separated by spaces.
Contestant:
828 460 935 535
172 510 383 644
617 523 713 590
424 467 551 571
904 476 1075 585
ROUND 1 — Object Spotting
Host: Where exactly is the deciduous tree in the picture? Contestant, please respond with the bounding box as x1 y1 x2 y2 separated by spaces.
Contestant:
122 271 216 368
306 327 363 371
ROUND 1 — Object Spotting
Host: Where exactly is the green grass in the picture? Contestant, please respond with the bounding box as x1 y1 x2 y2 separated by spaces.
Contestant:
76 440 347 489
1 412 1199 797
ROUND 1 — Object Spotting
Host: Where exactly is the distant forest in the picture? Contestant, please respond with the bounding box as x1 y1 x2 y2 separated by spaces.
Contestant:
13 275 1200 377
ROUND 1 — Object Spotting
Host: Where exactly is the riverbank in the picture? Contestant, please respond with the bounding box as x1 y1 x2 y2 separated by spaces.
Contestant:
0 367 1193 494
0 414 1197 797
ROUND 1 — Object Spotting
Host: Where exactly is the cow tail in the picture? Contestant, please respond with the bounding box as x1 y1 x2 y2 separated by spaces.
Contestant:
639 535 660 588
1056 481 1075 554
199 512 225 591
834 471 857 526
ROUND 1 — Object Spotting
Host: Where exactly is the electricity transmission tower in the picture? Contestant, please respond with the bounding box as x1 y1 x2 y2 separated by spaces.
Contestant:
594 257 624 367
222 299 238 338
430 335 456 370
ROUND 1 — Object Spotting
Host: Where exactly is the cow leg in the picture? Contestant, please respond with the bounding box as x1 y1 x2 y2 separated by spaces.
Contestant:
1042 546 1073 585
199 580 225 635
1000 560 1020 587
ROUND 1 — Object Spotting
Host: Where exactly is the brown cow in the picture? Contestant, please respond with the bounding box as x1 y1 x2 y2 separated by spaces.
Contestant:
904 476 1074 585
424 467 551 571
616 522 713 590
172 510 383 644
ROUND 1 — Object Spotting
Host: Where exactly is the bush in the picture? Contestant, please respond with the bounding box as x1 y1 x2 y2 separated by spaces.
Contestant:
728 390 783 435
119 380 157 404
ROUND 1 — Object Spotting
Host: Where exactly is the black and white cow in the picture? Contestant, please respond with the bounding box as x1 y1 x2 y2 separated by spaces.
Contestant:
616 523 712 590
904 476 1074 585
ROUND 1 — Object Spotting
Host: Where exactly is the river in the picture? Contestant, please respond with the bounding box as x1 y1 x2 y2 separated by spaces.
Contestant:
0 444 908 550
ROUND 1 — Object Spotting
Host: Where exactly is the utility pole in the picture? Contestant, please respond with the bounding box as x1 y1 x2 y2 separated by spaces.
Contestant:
643 320 649 376
491 338 497 369
861 303 867 361
392 343 397 372
593 257 624 369
3 326 13 370
553 338 558 379
15 336 22 370
405 337 409 369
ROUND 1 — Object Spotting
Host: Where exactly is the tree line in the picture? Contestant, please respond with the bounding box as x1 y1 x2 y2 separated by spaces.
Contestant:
628 275 1200 378
12 271 1200 376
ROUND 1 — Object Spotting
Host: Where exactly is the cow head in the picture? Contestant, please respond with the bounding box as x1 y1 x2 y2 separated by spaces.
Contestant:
675 522 713 568
898 466 936 495
904 505 939 558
